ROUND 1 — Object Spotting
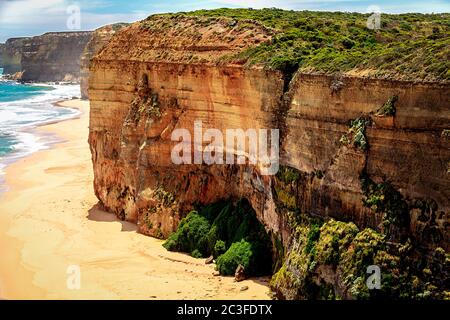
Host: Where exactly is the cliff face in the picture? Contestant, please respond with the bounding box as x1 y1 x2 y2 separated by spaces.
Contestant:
0 43 4 69
2 37 27 74
80 24 128 99
1 32 92 81
89 15 277 235
284 75 449 239
20 31 92 82
89 15 450 299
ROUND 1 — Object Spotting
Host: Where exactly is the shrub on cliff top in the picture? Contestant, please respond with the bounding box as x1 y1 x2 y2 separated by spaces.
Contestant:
178 8 450 82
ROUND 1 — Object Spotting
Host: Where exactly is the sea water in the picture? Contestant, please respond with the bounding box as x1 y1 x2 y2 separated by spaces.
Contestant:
0 67 81 184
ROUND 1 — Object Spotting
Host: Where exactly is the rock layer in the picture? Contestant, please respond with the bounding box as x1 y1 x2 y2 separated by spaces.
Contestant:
20 31 92 82
0 43 5 69
1 32 92 82
80 24 128 99
2 37 27 74
88 15 450 298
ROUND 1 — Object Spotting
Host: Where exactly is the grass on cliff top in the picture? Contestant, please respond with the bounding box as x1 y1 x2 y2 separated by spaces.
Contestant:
158 8 450 81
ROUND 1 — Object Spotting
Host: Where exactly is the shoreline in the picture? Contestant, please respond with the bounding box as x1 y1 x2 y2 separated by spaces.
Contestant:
0 99 88 299
0 99 81 196
0 99 271 300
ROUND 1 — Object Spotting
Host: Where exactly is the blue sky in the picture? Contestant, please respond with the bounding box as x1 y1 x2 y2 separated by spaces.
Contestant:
0 0 449 42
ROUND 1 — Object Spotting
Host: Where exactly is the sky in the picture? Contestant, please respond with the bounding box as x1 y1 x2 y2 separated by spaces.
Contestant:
0 0 449 42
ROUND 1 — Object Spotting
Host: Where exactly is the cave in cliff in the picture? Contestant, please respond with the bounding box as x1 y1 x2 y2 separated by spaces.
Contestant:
163 198 274 278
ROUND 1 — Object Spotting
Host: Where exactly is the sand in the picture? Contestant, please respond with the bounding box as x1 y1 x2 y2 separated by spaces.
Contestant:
0 99 271 300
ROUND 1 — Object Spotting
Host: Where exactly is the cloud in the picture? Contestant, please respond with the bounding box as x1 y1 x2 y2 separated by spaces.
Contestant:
0 0 147 41
1 0 449 42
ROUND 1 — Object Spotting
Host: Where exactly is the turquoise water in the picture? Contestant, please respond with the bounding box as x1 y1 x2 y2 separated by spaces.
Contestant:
0 81 54 102
0 68 81 172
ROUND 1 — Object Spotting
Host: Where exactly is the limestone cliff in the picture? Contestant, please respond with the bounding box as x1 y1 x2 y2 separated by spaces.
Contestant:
80 24 128 99
20 31 92 82
88 13 450 299
2 37 27 74
0 43 4 69
1 32 92 81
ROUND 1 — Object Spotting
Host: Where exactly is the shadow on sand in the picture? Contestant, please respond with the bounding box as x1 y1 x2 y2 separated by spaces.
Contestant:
87 202 137 232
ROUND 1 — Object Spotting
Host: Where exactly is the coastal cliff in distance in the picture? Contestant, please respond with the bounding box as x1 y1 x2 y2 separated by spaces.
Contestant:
1 31 92 82
0 43 4 69
88 10 450 299
21 31 92 82
80 23 128 99
2 37 27 74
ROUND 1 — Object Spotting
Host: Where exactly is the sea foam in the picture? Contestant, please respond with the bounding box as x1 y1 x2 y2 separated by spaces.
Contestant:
0 79 81 179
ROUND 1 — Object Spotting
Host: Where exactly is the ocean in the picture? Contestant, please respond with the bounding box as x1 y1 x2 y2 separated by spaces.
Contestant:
0 67 81 181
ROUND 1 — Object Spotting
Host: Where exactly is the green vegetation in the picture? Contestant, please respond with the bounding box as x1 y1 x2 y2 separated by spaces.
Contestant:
154 186 175 206
442 129 450 138
340 118 372 151
178 8 450 81
271 217 449 299
360 175 410 230
376 95 398 116
163 199 273 277
216 240 253 275
111 22 129 32
274 165 304 211
162 211 211 255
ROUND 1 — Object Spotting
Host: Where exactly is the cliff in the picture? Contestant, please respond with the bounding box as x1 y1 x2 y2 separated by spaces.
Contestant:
88 12 450 299
2 37 27 74
1 32 92 81
80 24 128 99
0 43 4 69
20 31 93 82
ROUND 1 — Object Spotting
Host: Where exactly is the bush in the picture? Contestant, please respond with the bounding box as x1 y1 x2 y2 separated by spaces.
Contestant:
214 240 226 258
163 199 273 276
376 95 398 116
191 249 203 258
360 175 410 230
162 211 211 256
216 240 253 275
180 8 449 81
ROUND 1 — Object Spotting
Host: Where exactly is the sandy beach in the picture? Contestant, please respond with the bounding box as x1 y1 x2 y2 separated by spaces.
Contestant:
0 99 270 300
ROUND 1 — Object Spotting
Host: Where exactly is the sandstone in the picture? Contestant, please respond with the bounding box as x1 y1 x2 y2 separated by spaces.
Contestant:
0 43 4 69
1 32 92 82
80 24 128 99
235 264 246 282
88 14 450 299
2 37 27 74
21 31 92 82
205 256 214 264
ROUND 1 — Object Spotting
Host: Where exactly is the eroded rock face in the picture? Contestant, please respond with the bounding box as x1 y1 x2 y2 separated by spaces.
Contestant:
88 15 450 298
80 24 128 99
20 32 92 82
2 37 27 74
0 43 5 68
1 32 92 81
